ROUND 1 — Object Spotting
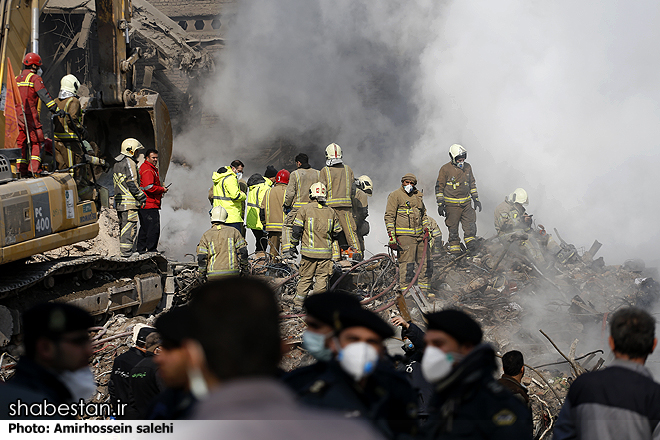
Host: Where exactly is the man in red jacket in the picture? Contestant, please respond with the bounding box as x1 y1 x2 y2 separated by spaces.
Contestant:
137 149 168 253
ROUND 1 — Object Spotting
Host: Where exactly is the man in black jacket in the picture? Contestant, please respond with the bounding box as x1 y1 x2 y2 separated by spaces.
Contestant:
108 326 158 418
422 309 532 439
127 332 162 418
0 303 94 419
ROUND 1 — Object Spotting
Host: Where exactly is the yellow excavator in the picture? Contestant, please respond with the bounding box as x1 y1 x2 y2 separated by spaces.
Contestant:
0 0 173 344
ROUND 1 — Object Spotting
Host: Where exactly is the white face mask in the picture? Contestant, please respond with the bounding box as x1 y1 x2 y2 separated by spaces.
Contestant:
337 342 379 382
457 162 464 169
302 330 333 362
59 366 97 403
187 366 209 400
421 346 454 383
236 172 243 180
404 184 413 193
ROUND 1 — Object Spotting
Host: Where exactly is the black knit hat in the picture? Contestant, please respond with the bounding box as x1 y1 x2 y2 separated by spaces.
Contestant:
334 307 394 339
264 165 277 178
155 306 192 347
304 291 361 325
425 309 483 346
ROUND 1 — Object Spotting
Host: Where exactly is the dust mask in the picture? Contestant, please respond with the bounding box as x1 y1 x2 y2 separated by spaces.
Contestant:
337 342 379 382
302 330 333 362
421 346 454 383
59 366 97 403
236 172 243 181
457 162 464 169
404 184 413 193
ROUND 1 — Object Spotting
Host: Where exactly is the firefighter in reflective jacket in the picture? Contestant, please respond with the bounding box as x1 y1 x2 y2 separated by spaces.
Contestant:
197 206 248 280
385 173 432 292
282 153 320 254
15 53 63 176
245 172 273 254
211 163 246 233
53 74 106 200
494 188 532 235
436 144 482 254
353 175 372 252
290 182 342 309
260 169 290 257
319 143 362 260
113 138 147 258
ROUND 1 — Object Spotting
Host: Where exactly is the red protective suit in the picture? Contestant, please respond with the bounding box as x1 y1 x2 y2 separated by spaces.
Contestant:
15 69 58 175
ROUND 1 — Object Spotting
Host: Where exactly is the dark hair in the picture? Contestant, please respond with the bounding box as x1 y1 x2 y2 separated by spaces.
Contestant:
144 148 158 158
502 350 524 376
230 160 245 168
188 277 281 380
610 307 656 359
294 153 309 165
22 303 93 359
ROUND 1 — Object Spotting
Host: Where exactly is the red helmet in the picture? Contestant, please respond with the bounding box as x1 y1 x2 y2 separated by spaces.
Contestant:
275 169 290 184
23 53 42 67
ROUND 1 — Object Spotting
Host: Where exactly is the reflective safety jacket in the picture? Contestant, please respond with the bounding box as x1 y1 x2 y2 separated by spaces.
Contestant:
494 200 529 234
284 166 320 208
261 183 287 232
197 223 248 279
113 154 146 211
352 188 369 225
212 167 246 224
245 177 272 230
292 202 342 259
16 69 58 128
319 164 355 208
423 214 442 247
385 186 428 237
53 97 84 141
435 162 479 206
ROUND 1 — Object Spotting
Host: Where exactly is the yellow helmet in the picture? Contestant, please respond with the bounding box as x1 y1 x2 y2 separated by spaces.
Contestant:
60 74 80 95
309 182 327 200
121 138 144 157
357 175 373 196
325 143 342 160
508 188 529 206
210 205 228 223
449 144 467 165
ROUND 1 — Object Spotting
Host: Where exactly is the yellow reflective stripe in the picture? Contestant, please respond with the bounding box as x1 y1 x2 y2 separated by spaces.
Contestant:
208 269 240 276
395 227 423 234
464 236 475 243
326 197 351 205
470 188 478 193
436 192 443 197
17 82 34 87
45 100 56 108
444 196 471 203
308 217 314 248
228 238 235 269
16 159 28 164
54 132 78 139
449 245 461 251
209 242 216 273
30 156 41 162
301 247 332 255
267 222 284 228
293 217 304 227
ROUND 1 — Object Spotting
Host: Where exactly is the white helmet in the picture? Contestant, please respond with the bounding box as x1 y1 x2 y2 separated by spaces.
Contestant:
449 144 467 165
357 175 373 196
121 138 144 157
508 188 529 206
210 205 228 223
60 74 80 95
325 143 342 160
309 182 327 200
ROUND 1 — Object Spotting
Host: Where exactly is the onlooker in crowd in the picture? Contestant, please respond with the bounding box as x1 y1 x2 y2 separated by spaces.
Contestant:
109 325 158 418
127 331 162 418
183 277 382 439
137 148 168 253
554 307 660 440
0 303 94 419
422 309 532 439
498 350 530 406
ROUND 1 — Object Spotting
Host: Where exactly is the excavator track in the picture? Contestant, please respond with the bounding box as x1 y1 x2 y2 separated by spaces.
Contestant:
0 252 168 300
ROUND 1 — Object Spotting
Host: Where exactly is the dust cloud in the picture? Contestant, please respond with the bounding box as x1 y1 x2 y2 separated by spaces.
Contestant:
160 0 660 273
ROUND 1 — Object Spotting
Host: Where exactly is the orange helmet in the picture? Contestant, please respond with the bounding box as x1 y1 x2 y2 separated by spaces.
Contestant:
275 169 290 184
23 53 42 67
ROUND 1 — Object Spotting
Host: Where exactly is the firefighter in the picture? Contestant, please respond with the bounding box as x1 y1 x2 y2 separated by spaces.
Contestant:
260 169 290 257
210 160 246 233
436 144 482 254
353 175 372 252
245 171 273 254
290 182 342 310
494 188 532 235
423 213 444 255
197 206 248 280
282 153 320 254
15 53 64 176
319 143 362 261
385 173 432 292
113 138 147 258
53 74 106 201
